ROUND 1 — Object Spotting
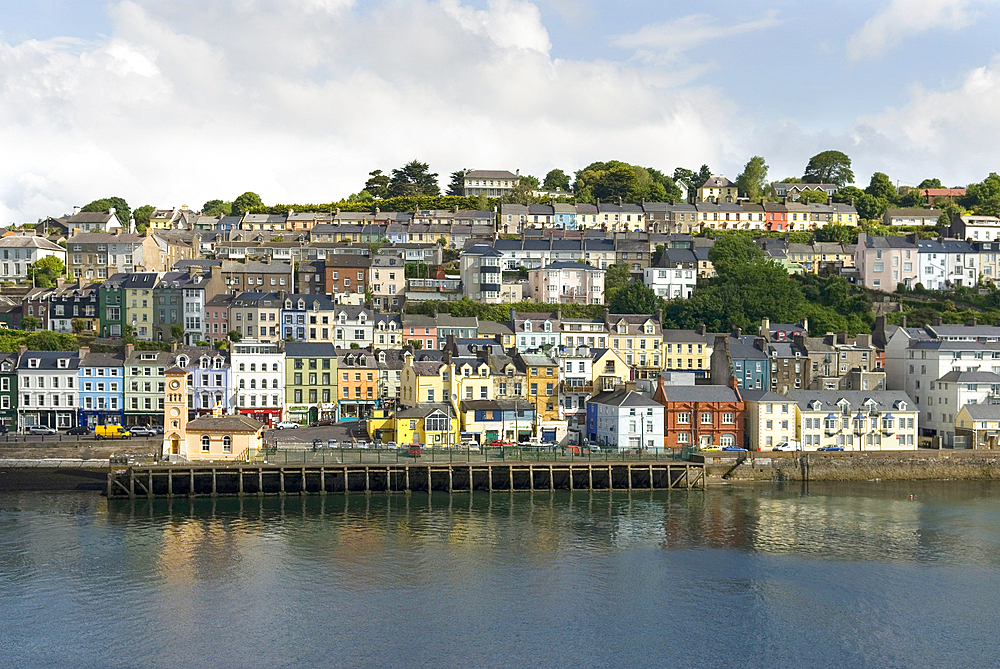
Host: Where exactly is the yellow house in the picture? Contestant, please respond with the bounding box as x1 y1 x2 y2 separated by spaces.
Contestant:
162 366 264 461
662 329 712 375
956 404 1000 449
451 356 494 405
697 176 738 203
591 348 631 391
517 352 560 423
149 208 177 231
400 355 449 405
394 404 459 447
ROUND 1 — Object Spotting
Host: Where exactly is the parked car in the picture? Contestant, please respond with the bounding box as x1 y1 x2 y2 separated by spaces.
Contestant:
722 446 748 452
150 425 164 434
95 425 131 440
28 426 57 435
275 421 299 430
66 425 90 436
701 445 721 451
386 441 398 450
355 439 368 449
129 426 155 437
327 439 338 449
818 445 844 451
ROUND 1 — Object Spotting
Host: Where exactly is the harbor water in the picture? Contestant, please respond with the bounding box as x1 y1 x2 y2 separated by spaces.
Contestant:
2 481 1000 668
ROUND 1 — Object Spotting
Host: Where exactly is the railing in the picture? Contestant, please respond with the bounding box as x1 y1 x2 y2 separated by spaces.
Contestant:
407 279 461 291
254 445 682 465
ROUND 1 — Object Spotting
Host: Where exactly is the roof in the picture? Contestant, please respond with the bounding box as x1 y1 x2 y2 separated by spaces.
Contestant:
532 261 602 271
886 208 941 217
80 352 125 367
935 371 1000 384
701 175 735 188
959 404 1000 419
285 342 337 357
67 233 145 244
16 351 80 371
588 389 661 408
656 385 742 403
788 390 914 412
187 415 265 432
0 236 64 250
739 389 787 403
395 403 455 418
459 399 533 412
465 170 518 179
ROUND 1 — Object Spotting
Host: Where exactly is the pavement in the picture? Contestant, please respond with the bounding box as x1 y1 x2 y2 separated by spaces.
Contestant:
264 420 367 446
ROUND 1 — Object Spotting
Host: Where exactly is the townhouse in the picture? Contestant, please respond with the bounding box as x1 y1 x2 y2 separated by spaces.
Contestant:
528 262 605 304
0 353 17 429
0 236 66 283
644 248 697 299
280 294 337 342
231 340 285 426
336 347 379 419
67 232 162 280
285 342 338 424
586 389 665 452
917 238 978 289
231 292 282 343
78 349 125 428
653 379 746 451
17 348 80 429
789 390 918 451
855 232 919 292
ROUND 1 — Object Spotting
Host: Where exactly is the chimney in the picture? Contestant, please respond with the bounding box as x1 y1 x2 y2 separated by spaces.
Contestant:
443 349 452 365
125 343 134 358
900 315 907 329
656 308 663 325
800 317 809 332
18 344 27 358
732 327 741 338
837 330 848 345
78 345 90 359
932 317 942 327
72 206 80 216
510 308 516 322
762 317 771 341
967 318 977 327
171 341 179 353
697 323 706 336
603 308 609 324
792 332 806 349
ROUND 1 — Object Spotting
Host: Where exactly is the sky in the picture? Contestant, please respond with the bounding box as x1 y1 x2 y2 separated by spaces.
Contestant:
3 0 1000 223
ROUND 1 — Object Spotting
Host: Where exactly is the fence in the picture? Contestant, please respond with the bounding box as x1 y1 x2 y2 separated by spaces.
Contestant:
256 444 682 465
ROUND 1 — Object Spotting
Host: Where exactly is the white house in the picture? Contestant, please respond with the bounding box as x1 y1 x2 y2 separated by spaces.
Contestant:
332 306 374 349
644 248 698 299
789 390 919 451
17 348 80 429
0 236 67 283
230 341 285 427
587 389 665 452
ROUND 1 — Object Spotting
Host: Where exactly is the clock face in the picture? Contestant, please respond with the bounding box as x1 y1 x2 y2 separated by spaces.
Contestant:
169 380 180 390
170 407 180 417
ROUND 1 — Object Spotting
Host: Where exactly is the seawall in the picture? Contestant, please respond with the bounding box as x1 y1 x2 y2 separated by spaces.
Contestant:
702 449 1000 483
0 459 110 491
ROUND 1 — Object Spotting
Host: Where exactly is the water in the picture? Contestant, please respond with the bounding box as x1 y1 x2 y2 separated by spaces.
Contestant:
2 482 1000 669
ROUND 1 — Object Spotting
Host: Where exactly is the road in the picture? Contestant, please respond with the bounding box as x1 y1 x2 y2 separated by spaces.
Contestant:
264 420 368 446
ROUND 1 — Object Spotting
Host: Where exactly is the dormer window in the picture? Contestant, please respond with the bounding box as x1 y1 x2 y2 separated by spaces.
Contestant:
544 321 552 332
378 352 385 363
524 321 532 332
359 355 366 365
28 358 39 368
339 314 347 324
298 300 305 310
0 361 8 372
199 357 209 368
285 300 292 309
214 357 223 369
359 313 366 324
618 324 627 334
57 359 68 369
177 356 189 368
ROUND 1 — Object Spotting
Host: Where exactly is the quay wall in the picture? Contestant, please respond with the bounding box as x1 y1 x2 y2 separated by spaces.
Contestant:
703 449 1000 483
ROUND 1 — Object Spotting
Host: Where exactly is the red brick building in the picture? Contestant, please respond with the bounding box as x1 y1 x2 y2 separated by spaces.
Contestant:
653 378 746 450
324 255 370 300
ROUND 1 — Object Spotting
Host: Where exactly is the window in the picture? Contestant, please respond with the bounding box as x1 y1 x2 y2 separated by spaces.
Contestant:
201 435 210 452
677 412 690 424
700 412 712 424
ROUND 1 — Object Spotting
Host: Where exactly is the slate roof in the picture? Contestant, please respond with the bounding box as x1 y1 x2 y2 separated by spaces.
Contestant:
588 389 661 407
396 403 455 418
16 351 80 371
788 390 914 412
935 371 1000 384
655 385 742 403
187 415 265 431
285 342 337 357
959 404 1000 419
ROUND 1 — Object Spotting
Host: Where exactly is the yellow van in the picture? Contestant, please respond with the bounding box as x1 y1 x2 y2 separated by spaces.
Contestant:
95 425 131 440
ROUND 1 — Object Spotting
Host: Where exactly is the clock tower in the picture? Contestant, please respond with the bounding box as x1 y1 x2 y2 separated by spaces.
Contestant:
162 366 188 460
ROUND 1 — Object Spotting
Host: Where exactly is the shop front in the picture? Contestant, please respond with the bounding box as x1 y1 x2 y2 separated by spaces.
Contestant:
79 409 124 428
19 410 76 430
287 405 311 425
239 407 282 428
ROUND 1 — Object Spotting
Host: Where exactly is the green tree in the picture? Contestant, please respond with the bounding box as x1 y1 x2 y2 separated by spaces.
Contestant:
696 165 713 188
708 234 764 274
81 197 130 228
170 323 184 340
604 263 633 302
21 315 41 331
672 168 697 202
917 178 943 189
520 174 541 189
364 170 391 199
608 282 664 314
446 170 467 196
813 223 856 245
542 169 571 192
24 330 77 351
854 193 891 220
71 319 86 334
388 160 440 197
803 150 854 186
736 156 769 201
132 204 154 233
231 192 264 215
866 172 897 202
965 173 1000 216
28 255 65 287
227 330 242 343
201 199 231 216
798 189 830 204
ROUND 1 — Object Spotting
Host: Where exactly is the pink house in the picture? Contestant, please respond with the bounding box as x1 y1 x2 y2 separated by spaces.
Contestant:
855 232 919 292
528 262 605 305
401 314 438 350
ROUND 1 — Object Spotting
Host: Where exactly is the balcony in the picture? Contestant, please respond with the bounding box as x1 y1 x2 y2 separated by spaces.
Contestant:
407 278 462 293
561 381 593 394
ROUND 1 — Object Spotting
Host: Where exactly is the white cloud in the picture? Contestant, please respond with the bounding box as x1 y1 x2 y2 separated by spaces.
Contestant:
847 0 993 62
0 0 736 224
609 10 781 64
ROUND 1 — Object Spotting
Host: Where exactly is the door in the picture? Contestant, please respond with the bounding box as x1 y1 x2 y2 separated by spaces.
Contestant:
171 438 180 455
542 429 556 443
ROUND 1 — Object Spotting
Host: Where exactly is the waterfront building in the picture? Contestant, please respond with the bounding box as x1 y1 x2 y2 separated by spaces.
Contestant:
0 353 18 430
394 403 459 447
741 389 796 451
230 340 285 427
174 347 230 417
586 389 665 452
125 345 172 427
789 390 918 451
653 380 746 451
78 348 125 427
458 399 536 445
17 347 80 430
336 347 378 420
284 342 337 425
955 404 1000 449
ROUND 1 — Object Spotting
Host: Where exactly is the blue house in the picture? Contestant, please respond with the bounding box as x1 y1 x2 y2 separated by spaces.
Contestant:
280 294 337 342
78 350 125 427
174 346 230 418
459 399 536 445
725 333 770 391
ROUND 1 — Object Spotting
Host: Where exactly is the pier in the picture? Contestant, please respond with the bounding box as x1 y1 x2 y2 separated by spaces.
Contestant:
106 461 705 498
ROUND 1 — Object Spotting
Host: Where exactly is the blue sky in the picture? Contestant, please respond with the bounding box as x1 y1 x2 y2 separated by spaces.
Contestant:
1 0 1000 222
